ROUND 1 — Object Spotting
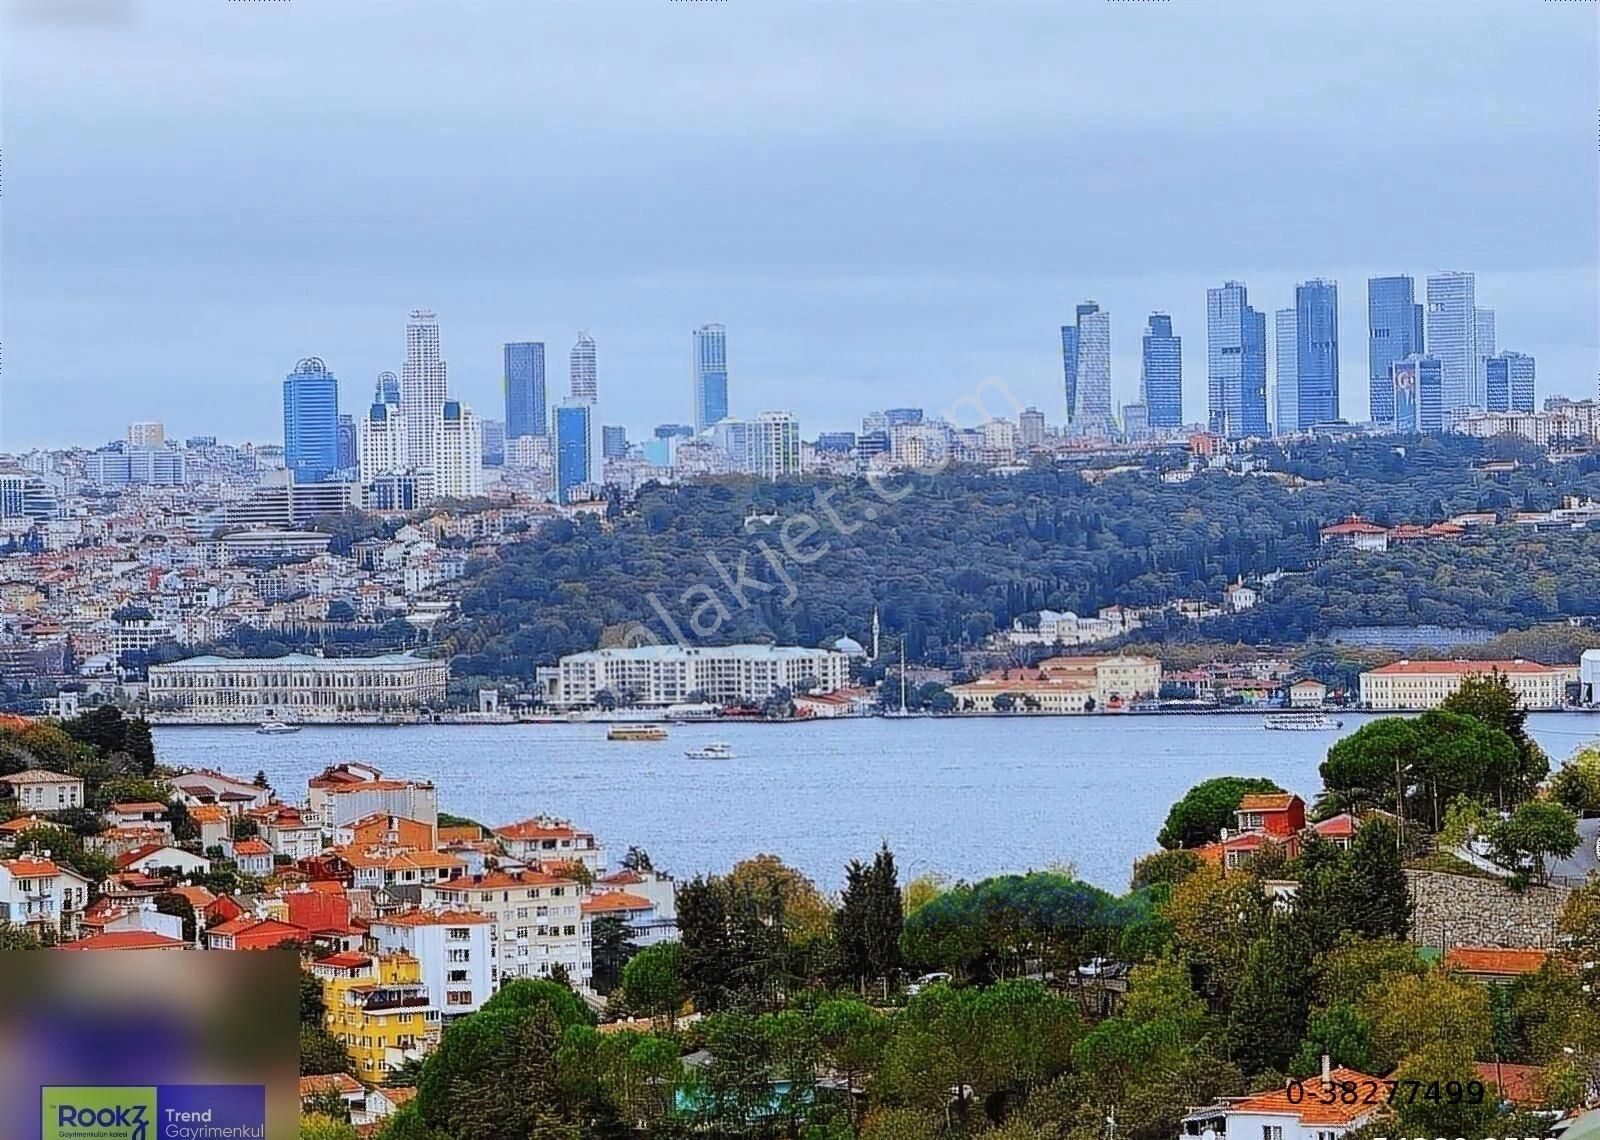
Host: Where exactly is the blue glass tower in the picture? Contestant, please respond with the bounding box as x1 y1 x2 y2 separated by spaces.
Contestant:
505 342 547 439
1206 281 1268 438
1060 323 1079 426
282 356 341 482
1367 276 1423 425
1487 352 1536 413
1294 279 1339 429
693 324 729 432
554 400 592 505
1140 313 1182 428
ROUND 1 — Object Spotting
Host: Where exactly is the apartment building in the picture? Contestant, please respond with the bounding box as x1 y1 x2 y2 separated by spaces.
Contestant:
421 868 591 987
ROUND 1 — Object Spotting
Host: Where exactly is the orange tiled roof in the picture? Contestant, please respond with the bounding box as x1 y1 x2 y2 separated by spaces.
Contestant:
437 825 483 844
1229 1067 1384 1125
376 909 494 927
583 891 653 914
1238 793 1297 812
1443 947 1550 977
231 838 273 857
187 805 228 824
58 931 186 951
1313 814 1357 839
1368 659 1565 676
1474 1062 1545 1107
107 802 168 814
431 868 575 891
299 1074 363 1098
494 818 579 841
315 951 374 970
2 857 62 878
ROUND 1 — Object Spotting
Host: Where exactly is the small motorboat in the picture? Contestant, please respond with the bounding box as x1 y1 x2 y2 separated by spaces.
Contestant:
685 742 735 759
256 721 301 735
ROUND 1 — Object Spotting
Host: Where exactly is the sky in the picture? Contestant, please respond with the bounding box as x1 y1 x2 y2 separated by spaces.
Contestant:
2 0 1596 450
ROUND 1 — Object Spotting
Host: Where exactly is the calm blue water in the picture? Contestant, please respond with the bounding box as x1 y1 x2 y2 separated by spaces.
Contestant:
152 713 1599 893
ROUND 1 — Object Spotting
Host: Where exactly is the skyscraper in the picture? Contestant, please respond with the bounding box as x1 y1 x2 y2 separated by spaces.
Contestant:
336 414 357 472
1366 276 1423 425
401 310 448 469
282 356 341 482
1206 282 1267 438
693 324 729 433
375 371 401 406
504 342 547 439
553 400 592 505
1062 302 1113 435
1294 279 1339 428
602 425 628 459
481 419 506 467
357 401 407 485
1140 314 1182 429
751 411 801 479
432 400 483 499
1426 272 1477 413
569 332 597 403
1019 407 1046 447
1487 351 1535 413
1475 308 1496 402
1274 308 1298 436
1059 323 1078 428
1392 354 1444 433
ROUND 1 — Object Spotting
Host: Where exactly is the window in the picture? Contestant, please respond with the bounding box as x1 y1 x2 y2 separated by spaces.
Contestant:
447 991 473 1006
448 970 468 983
1262 1128 1282 1140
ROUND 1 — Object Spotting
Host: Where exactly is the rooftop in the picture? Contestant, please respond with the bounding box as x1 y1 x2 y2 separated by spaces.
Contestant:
1367 658 1568 676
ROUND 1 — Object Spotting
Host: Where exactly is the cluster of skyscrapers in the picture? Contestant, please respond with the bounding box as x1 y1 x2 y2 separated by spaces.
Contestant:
1061 270 1536 441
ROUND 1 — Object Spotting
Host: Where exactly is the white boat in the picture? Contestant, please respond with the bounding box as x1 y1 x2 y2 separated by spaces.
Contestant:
685 742 735 760
256 721 301 735
1264 712 1343 731
607 725 668 742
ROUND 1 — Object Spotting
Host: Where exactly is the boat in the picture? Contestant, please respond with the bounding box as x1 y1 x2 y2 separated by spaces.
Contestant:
685 742 735 760
607 725 668 742
1264 712 1344 731
256 721 301 735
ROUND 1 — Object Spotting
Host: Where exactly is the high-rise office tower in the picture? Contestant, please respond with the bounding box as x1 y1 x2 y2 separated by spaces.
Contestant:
481 419 506 467
401 310 448 468
1392 353 1444 433
711 418 754 471
602 425 628 459
1487 351 1535 414
1062 302 1113 435
375 371 401 406
432 400 483 499
1206 281 1268 438
1274 308 1298 436
553 400 593 504
282 356 341 482
1294 279 1339 429
1367 276 1424 425
1141 314 1182 429
504 342 547 440
751 411 802 479
336 414 357 472
693 324 729 433
1475 308 1496 403
357 401 408 485
569 332 597 403
1426 272 1477 413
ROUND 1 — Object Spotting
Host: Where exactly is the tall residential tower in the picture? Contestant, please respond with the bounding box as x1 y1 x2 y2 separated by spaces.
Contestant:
401 310 448 469
693 324 730 432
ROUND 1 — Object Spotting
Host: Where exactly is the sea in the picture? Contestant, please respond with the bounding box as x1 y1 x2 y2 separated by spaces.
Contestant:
152 713 1600 894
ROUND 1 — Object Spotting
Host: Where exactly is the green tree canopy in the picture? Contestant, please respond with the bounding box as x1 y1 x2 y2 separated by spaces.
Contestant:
1157 776 1285 850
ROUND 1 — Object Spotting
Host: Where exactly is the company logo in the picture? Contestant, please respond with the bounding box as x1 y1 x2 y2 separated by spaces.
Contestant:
42 1087 156 1140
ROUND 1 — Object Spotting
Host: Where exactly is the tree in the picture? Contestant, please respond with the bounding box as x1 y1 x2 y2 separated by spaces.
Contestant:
1157 776 1285 849
1358 969 1491 1073
299 1114 359 1140
1131 848 1203 889
837 843 903 991
621 846 654 872
588 914 635 995
300 968 327 1025
1228 922 1312 1076
1319 718 1419 815
300 1024 354 1076
153 891 197 943
1440 671 1548 804
726 854 833 941
620 942 688 1027
1550 744 1600 813
0 921 44 949
1490 800 1580 885
302 1089 352 1122
253 769 270 789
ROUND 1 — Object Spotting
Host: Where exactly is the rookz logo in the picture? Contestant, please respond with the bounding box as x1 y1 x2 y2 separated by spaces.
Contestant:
41 1087 157 1140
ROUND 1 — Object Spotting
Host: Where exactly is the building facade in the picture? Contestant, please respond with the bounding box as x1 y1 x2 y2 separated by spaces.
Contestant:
401 310 448 469
1486 351 1535 414
282 357 341 483
569 332 597 403
1360 659 1575 711
1140 314 1182 429
431 400 483 499
553 401 593 505
1426 271 1478 413
693 324 729 433
557 644 851 707
422 869 592 987
1274 307 1297 436
147 652 449 722
1062 302 1113 436
1207 281 1268 438
1294 279 1339 428
751 411 801 479
1367 275 1423 425
368 911 495 1018
504 341 547 440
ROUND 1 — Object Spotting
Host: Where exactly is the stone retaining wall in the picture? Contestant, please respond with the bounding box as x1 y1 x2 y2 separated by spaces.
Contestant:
1405 869 1571 951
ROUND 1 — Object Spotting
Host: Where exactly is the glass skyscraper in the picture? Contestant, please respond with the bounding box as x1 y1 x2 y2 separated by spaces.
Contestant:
1366 276 1423 425
1486 351 1535 413
282 356 341 482
1062 302 1112 436
1206 281 1267 438
1140 313 1182 428
554 400 592 505
1392 353 1444 433
570 332 598 403
1274 308 1297 436
693 324 729 432
1294 279 1339 429
1426 272 1478 413
504 342 547 439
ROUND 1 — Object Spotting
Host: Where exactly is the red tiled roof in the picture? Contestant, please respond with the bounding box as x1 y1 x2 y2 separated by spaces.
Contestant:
299 1074 364 1098
1238 793 1296 812
494 818 579 841
583 891 653 914
1444 947 1551 977
58 931 186 951
1312 814 1357 839
375 909 493 927
230 839 273 856
429 868 575 891
1228 1067 1385 1125
1320 520 1388 535
1474 1062 1545 1107
107 802 168 814
1367 659 1566 676
315 951 374 970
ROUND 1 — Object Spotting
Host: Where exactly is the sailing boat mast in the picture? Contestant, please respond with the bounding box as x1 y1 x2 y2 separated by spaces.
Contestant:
899 638 908 715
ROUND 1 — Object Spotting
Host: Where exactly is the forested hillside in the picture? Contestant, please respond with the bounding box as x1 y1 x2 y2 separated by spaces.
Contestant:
444 435 1600 682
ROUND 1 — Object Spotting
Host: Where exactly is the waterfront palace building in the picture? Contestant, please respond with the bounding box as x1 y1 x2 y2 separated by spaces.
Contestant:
147 652 449 722
1359 658 1575 711
557 644 851 707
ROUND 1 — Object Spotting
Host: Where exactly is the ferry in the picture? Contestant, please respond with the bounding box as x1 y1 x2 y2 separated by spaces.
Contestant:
607 725 668 742
1264 712 1343 731
256 721 302 735
685 742 735 760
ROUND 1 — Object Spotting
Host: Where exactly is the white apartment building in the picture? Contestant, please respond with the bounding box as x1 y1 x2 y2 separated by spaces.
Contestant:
557 644 851 707
357 402 408 485
492 818 606 873
1 769 84 812
147 652 448 723
368 910 495 1017
1360 659 1575 711
422 868 592 987
431 399 483 499
0 854 92 938
312 778 439 833
750 411 801 479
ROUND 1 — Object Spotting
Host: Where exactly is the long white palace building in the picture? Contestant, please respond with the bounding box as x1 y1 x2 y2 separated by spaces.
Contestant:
556 644 851 707
146 652 449 722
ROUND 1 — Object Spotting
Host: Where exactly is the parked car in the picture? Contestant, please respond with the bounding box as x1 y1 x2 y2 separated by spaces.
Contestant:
907 971 952 996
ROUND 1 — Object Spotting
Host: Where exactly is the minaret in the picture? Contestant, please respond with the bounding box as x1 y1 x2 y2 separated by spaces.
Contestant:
871 608 881 660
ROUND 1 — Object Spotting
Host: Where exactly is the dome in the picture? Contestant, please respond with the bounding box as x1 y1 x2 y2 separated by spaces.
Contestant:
832 636 866 656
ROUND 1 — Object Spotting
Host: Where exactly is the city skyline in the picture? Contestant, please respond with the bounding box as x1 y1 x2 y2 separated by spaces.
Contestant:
3 2 1595 449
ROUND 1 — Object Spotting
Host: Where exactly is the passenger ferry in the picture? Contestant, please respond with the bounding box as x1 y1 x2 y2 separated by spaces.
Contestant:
685 742 735 760
1264 711 1344 731
607 725 668 742
256 721 302 735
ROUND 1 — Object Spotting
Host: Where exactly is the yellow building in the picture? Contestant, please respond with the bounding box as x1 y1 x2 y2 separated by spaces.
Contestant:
317 951 438 1085
1359 659 1575 711
948 653 1161 713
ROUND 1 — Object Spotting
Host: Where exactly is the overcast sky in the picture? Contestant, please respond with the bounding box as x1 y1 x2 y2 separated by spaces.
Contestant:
2 0 1596 449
